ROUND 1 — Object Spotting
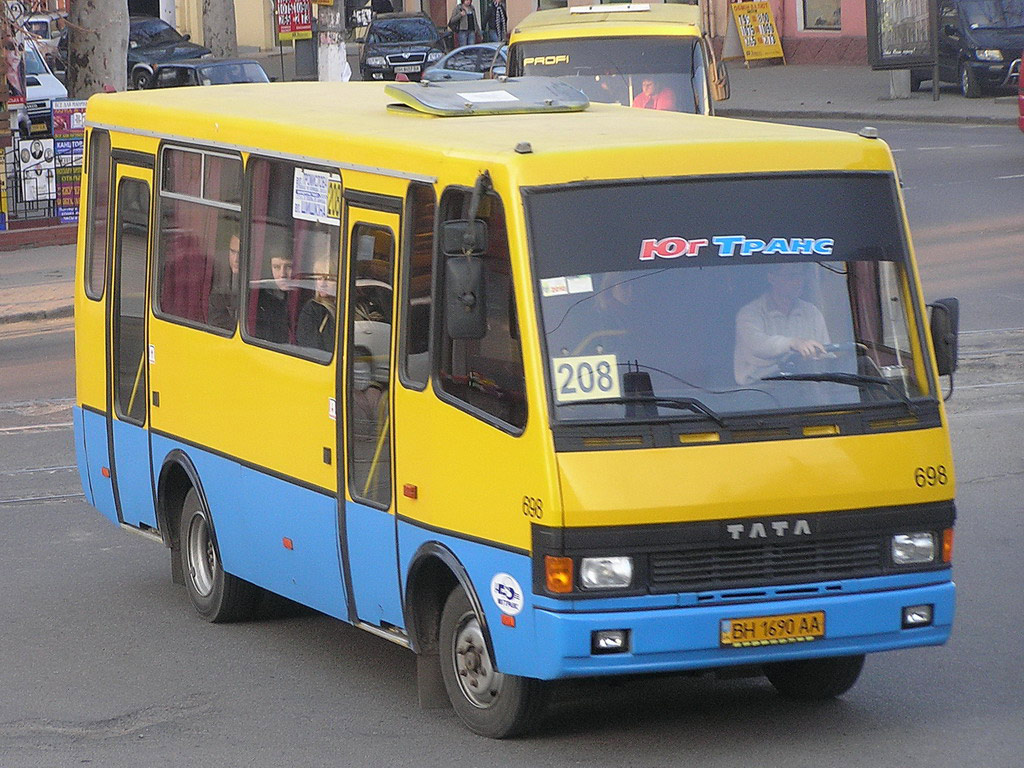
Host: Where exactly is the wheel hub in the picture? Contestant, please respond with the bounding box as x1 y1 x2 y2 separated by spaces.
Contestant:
453 614 502 708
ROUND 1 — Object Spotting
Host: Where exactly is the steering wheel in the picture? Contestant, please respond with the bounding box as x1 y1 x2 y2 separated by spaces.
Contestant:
780 342 859 374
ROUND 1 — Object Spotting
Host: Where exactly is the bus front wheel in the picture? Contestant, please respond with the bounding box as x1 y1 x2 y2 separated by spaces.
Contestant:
764 654 865 700
438 587 547 738
179 488 258 622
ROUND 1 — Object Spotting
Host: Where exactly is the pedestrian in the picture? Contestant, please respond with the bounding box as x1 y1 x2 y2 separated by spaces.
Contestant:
448 0 479 48
483 0 508 44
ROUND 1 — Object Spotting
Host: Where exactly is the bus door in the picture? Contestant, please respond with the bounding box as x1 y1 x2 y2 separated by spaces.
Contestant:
338 199 403 628
106 161 157 529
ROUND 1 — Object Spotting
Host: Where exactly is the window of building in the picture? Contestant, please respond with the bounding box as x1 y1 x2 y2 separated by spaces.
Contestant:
804 0 841 30
435 187 526 431
243 157 341 359
155 146 242 332
85 130 111 300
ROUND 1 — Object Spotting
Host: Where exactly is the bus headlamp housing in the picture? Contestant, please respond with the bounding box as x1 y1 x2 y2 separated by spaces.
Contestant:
580 556 633 589
892 532 935 565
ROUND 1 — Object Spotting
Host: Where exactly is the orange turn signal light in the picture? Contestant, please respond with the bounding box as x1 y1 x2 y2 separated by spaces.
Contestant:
942 528 954 563
545 556 573 594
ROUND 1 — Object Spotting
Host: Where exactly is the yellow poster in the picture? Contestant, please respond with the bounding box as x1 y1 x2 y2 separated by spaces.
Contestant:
730 1 785 62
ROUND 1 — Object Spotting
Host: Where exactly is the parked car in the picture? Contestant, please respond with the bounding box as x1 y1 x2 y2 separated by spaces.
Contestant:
423 43 506 81
911 0 1024 97
359 13 445 82
149 58 270 88
128 16 211 90
22 11 66 72
17 39 68 137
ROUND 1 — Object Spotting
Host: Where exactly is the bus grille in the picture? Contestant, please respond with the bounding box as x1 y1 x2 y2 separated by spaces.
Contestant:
648 533 885 592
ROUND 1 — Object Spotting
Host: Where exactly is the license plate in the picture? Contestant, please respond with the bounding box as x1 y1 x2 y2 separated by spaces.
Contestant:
720 611 825 648
394 65 420 73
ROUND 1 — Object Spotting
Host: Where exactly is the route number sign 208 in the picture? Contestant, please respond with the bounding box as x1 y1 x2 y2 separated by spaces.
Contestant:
551 354 621 403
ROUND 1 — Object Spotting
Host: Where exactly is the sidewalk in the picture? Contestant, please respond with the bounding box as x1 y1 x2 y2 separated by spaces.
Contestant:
1 62 1018 325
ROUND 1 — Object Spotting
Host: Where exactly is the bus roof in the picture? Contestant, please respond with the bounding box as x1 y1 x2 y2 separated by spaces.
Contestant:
511 3 703 41
85 81 894 186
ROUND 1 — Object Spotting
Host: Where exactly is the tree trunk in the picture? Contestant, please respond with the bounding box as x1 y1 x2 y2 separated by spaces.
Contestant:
317 2 350 82
203 0 238 59
67 0 129 98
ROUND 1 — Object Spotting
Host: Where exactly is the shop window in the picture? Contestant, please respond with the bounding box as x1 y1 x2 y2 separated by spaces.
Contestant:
804 0 841 30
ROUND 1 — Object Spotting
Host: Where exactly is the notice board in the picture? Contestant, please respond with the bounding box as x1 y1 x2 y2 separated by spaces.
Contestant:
730 2 785 62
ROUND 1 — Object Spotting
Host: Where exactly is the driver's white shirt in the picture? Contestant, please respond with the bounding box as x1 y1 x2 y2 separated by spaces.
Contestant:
734 294 830 385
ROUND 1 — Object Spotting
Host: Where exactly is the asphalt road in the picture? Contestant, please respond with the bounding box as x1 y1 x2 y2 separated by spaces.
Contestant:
0 120 1022 766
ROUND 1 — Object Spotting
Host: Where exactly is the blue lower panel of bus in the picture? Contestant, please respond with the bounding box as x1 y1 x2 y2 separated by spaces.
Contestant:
345 501 402 627
112 418 156 528
148 435 349 622
75 406 118 525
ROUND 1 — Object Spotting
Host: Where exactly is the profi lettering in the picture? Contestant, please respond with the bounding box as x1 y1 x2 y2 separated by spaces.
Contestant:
726 519 813 540
523 55 570 66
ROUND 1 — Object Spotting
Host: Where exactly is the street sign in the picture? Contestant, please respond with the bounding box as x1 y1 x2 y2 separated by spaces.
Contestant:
729 2 785 63
275 0 313 42
866 0 937 70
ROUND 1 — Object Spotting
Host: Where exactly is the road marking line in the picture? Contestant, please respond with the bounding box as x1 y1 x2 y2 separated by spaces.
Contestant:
0 492 85 506
917 146 955 150
996 174 1024 180
0 422 72 434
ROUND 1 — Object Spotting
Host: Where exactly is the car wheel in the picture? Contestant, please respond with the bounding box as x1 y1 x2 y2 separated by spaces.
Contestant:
179 488 259 622
764 654 866 701
959 63 982 98
910 71 926 92
131 68 152 90
438 586 547 738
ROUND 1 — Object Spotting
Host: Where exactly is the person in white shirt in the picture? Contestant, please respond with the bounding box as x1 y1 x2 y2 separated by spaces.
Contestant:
734 263 830 385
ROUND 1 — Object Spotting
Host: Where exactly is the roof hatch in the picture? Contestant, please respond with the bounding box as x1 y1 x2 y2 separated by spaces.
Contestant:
385 76 589 116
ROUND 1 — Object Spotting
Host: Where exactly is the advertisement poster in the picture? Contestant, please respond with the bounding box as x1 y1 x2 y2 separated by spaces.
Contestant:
866 0 936 69
4 33 27 106
730 2 785 62
276 0 313 42
51 99 87 223
0 150 8 231
18 136 56 203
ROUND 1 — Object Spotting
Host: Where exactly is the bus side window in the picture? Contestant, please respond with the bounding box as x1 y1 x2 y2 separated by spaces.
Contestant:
156 147 242 332
84 129 111 300
400 182 436 388
244 157 340 357
435 188 527 431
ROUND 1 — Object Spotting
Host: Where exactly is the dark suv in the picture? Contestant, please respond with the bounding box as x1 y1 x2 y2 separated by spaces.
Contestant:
128 16 211 90
359 13 445 81
912 0 1023 97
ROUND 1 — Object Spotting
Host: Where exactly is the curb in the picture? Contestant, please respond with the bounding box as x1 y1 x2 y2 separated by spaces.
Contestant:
0 225 78 252
716 107 1018 126
0 303 74 325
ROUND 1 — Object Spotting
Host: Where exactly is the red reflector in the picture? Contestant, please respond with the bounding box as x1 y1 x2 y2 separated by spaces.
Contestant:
501 614 515 627
403 483 418 499
283 537 294 550
101 467 110 478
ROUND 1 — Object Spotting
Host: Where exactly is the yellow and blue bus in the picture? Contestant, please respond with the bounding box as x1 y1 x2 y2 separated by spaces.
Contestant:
74 77 960 737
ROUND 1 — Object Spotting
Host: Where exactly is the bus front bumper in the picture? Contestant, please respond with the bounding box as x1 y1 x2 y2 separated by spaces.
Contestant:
524 579 954 680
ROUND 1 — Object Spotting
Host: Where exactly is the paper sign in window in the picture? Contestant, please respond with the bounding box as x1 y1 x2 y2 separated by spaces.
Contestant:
551 354 621 403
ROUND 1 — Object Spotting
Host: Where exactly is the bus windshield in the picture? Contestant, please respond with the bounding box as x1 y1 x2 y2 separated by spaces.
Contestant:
525 173 931 424
510 37 706 113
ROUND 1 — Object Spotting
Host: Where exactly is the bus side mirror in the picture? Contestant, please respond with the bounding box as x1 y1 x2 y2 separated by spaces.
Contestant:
445 256 488 340
929 297 959 376
711 59 730 101
442 219 489 257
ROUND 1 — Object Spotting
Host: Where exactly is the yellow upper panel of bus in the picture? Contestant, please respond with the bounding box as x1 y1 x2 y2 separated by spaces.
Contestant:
511 3 703 42
85 81 895 186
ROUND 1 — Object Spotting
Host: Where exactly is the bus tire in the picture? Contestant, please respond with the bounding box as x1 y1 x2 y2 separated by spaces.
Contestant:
438 587 547 738
179 488 258 623
764 654 865 701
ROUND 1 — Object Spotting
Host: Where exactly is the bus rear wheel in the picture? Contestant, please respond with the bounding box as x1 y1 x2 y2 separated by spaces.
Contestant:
764 654 865 700
179 488 258 622
438 587 547 738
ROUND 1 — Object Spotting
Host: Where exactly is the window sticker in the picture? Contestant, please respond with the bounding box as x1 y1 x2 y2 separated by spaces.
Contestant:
551 354 621 403
491 573 524 615
566 274 593 294
293 168 341 226
457 90 519 103
639 235 834 261
542 274 593 297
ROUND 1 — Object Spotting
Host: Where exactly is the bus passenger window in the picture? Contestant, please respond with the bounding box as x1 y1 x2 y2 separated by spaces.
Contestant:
244 157 341 357
85 130 111 300
436 188 526 431
400 182 436 388
156 147 242 331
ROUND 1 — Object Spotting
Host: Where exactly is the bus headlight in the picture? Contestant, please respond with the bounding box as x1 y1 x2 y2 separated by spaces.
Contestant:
580 556 633 589
892 532 935 565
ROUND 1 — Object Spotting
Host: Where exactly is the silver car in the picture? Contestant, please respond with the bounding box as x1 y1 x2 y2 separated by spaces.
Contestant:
423 43 506 82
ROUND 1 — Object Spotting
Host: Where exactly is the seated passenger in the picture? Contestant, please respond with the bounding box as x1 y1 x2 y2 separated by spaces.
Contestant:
255 253 293 344
734 263 830 385
296 258 337 353
207 233 241 331
632 77 677 111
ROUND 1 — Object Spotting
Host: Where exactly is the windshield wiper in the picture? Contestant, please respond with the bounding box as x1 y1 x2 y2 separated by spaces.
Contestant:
761 371 918 413
557 395 727 427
